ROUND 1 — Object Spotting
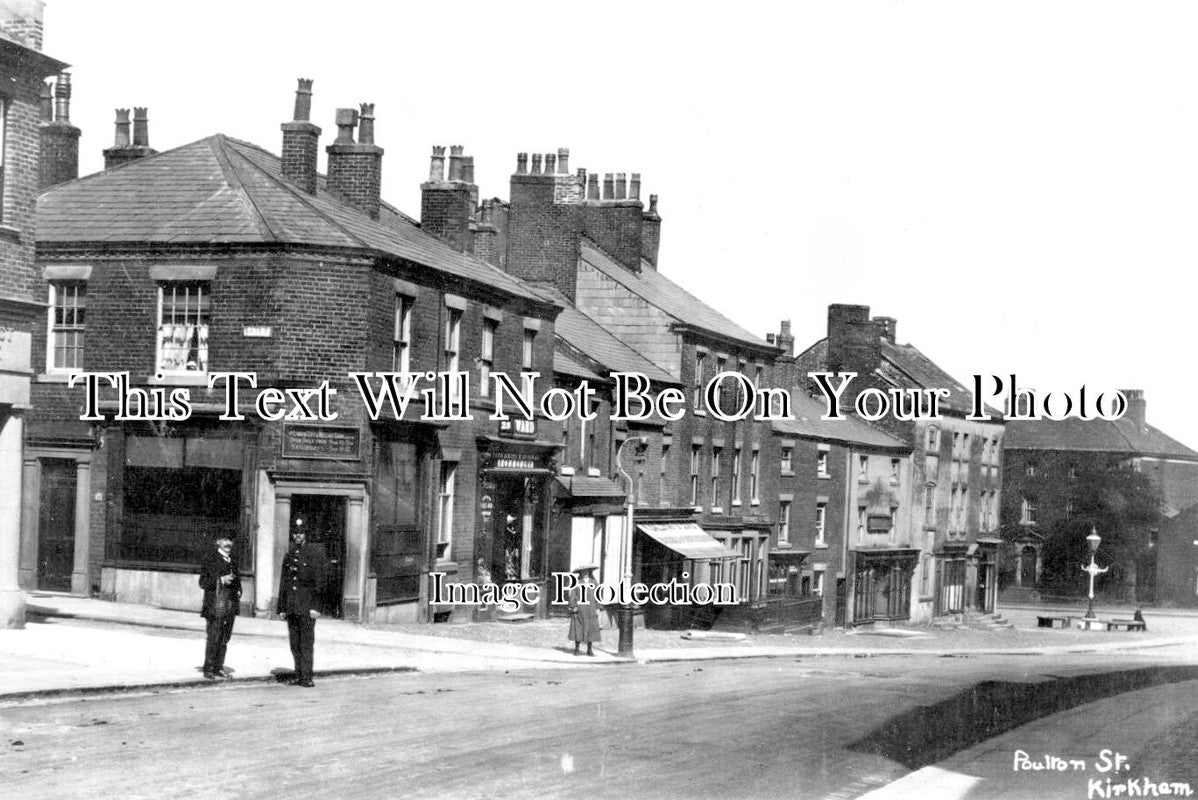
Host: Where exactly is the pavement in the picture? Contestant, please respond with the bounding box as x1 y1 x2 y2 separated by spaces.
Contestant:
1 593 1196 702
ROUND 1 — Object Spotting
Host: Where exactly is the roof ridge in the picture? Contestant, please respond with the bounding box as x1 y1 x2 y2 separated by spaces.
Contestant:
208 136 280 243
222 138 371 252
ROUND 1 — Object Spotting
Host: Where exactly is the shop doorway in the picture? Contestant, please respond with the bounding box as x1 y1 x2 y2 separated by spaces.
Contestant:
289 495 347 619
37 458 76 592
490 476 545 582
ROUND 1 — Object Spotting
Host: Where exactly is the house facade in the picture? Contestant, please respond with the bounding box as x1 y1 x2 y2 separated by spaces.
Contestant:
22 81 564 624
0 0 68 628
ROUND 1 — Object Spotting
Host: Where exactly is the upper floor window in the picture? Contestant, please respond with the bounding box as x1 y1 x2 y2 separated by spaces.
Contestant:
444 308 462 373
693 352 706 412
858 455 869 482
393 293 413 374
780 447 793 473
437 461 457 560
157 282 209 373
1020 496 1036 525
690 445 701 506
778 500 791 545
924 483 936 527
0 98 7 223
1025 461 1037 478
890 458 901 483
925 426 939 452
521 328 535 371
815 502 827 546
750 449 760 504
731 447 742 505
710 447 723 510
48 282 86 371
816 450 829 477
480 318 497 396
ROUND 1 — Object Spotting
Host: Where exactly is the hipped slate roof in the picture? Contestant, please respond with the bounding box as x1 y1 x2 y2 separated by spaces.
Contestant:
37 134 543 303
1005 416 1198 461
772 390 909 452
580 241 773 351
533 284 679 385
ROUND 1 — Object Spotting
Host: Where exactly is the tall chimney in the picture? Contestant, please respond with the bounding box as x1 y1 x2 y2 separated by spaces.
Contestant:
421 144 474 251
280 78 321 194
103 107 157 170
873 316 897 343
641 193 662 268
40 73 81 189
1119 389 1147 433
326 104 384 219
826 304 882 375
776 320 795 356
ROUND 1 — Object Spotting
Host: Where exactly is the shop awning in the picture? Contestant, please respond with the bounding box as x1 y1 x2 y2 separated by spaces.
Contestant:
555 475 626 498
637 522 742 560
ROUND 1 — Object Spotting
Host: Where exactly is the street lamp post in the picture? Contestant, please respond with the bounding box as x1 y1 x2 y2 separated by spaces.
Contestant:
615 436 647 658
1082 527 1107 619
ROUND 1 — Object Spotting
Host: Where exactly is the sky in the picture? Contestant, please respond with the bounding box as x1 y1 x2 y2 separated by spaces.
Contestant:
39 1 1198 449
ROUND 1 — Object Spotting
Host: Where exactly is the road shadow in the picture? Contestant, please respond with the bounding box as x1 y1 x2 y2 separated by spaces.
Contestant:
849 665 1198 769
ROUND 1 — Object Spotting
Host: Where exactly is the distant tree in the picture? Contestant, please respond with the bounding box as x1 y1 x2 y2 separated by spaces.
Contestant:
1039 463 1163 601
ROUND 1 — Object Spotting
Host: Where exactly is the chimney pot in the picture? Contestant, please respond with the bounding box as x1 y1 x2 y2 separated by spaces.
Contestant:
448 145 464 181
429 145 446 181
516 152 528 174
53 73 71 123
531 153 543 174
544 153 556 174
602 173 614 200
357 103 376 145
113 108 131 148
292 78 314 122
461 155 475 185
614 173 627 200
587 173 599 200
333 108 358 144
558 147 570 173
629 173 641 200
39 81 52 122
132 107 150 148
648 194 659 215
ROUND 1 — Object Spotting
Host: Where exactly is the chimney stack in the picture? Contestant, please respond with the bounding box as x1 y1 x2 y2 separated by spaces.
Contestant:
641 194 662 268
421 144 476 251
516 152 528 174
103 106 157 170
531 153 542 174
280 78 321 195
826 304 882 375
1119 388 1147 433
326 104 384 219
40 73 81 189
558 147 570 173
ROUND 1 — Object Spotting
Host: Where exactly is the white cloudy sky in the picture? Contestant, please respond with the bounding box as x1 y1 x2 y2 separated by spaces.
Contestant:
42 1 1198 448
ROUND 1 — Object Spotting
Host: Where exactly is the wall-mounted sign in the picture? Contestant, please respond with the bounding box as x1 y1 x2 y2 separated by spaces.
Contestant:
498 418 536 439
282 424 361 460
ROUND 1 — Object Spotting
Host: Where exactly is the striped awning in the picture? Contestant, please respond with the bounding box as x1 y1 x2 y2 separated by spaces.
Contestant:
637 522 742 561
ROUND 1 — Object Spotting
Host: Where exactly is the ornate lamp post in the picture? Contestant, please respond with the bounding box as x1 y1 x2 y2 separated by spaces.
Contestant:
1082 527 1107 619
615 436 648 657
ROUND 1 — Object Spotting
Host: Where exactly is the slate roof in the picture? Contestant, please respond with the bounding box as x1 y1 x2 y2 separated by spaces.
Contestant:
1005 416 1198 461
579 241 773 351
795 337 997 418
531 284 679 385
772 390 909 452
37 135 544 303
554 350 603 381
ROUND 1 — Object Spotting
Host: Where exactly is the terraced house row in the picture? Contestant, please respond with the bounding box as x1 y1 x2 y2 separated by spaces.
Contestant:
10 71 1016 632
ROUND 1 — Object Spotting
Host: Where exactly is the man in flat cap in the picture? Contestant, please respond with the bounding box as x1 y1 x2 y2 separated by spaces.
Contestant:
199 532 242 680
277 522 328 688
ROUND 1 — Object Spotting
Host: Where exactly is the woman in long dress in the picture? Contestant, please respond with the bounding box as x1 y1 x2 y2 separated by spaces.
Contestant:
568 565 601 656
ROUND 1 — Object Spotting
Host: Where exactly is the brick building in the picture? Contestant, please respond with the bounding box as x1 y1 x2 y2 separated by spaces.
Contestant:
791 305 1005 622
0 0 68 628
1002 389 1198 604
771 389 912 627
424 151 787 624
22 80 565 624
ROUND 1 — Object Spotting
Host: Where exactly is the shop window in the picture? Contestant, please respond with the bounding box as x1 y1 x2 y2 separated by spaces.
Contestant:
372 438 424 603
115 433 242 568
157 282 209 373
48 282 86 371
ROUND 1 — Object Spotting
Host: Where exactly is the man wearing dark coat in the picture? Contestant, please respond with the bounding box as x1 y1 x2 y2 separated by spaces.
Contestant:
198 532 242 680
277 526 328 687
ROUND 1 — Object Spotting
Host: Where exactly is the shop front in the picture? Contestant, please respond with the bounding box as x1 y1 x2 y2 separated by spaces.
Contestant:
474 433 556 618
634 517 744 629
849 549 917 624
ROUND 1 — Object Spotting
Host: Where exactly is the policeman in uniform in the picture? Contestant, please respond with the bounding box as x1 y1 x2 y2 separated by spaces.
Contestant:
277 523 328 687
